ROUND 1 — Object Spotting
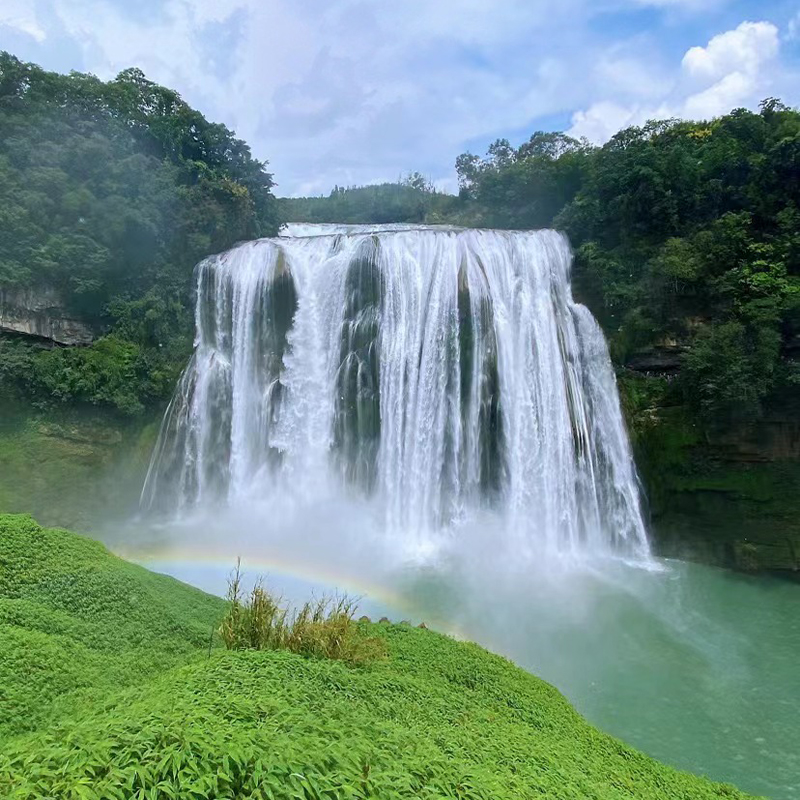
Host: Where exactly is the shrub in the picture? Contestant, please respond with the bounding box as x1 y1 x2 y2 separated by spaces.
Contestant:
219 560 386 665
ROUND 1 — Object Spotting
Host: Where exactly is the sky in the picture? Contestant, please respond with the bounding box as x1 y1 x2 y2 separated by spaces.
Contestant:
1 1 799 196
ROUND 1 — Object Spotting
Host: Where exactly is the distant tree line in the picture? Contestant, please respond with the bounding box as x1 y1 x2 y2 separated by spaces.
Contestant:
279 173 458 225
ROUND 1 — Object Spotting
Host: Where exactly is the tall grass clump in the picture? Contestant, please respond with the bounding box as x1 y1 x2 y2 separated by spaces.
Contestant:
219 560 386 665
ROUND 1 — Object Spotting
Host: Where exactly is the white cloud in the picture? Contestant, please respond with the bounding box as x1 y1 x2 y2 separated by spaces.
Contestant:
682 70 755 118
42 0 600 194
568 102 641 142
682 21 778 82
595 53 673 99
569 20 782 143
0 1 47 42
679 21 779 120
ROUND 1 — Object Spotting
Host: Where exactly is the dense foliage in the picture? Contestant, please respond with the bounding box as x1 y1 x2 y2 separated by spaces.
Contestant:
0 515 750 799
455 108 800 426
0 53 279 414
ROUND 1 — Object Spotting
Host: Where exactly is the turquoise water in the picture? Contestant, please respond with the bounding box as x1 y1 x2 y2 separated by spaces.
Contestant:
137 548 800 799
401 558 800 800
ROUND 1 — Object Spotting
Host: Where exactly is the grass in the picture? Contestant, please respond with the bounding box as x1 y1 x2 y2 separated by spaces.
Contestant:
0 514 225 741
0 514 755 799
220 560 387 664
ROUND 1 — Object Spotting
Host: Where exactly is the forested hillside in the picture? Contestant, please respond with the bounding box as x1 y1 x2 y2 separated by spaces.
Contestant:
455 109 800 426
0 53 280 415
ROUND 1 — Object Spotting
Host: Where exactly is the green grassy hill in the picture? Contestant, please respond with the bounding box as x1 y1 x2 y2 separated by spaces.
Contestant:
0 515 225 742
0 515 753 799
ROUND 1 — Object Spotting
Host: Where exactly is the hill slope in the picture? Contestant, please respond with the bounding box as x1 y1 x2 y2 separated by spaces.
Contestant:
0 515 752 799
0 514 225 740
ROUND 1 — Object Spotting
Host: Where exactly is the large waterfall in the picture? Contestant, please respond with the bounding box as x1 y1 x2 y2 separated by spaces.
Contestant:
142 224 648 560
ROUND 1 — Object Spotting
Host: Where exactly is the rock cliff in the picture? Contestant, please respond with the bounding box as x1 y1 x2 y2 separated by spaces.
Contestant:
621 361 800 578
0 287 94 346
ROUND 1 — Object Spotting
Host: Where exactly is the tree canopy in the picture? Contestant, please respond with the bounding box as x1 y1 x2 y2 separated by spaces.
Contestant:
0 53 280 414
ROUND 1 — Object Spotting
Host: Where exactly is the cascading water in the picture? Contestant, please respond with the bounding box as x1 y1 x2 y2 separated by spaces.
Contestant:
142 224 648 561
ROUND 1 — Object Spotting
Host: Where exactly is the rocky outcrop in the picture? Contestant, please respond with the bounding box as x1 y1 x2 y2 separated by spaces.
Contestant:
708 417 800 462
0 402 160 531
621 329 800 577
652 476 800 577
625 341 685 375
0 287 94 346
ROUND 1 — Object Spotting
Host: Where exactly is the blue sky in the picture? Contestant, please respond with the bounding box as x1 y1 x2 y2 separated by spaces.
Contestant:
2 0 799 195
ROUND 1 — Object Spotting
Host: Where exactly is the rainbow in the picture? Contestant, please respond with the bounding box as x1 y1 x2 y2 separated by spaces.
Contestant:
116 542 445 627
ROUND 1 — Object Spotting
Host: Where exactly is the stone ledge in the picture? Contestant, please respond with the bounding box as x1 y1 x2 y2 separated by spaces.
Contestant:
0 286 94 346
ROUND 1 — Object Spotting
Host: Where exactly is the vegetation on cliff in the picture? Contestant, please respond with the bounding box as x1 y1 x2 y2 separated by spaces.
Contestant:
0 401 157 529
0 514 751 798
0 52 280 415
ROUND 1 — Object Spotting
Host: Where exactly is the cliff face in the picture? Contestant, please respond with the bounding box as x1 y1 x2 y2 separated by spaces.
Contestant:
621 353 800 578
645 418 800 575
0 402 158 531
0 287 94 346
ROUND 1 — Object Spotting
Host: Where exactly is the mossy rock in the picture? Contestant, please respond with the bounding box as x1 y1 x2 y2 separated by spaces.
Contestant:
0 402 160 530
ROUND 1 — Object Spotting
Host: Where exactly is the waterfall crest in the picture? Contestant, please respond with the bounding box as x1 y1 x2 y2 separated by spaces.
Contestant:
142 224 648 560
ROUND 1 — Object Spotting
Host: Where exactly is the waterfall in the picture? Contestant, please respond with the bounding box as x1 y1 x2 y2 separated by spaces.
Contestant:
142 224 648 560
